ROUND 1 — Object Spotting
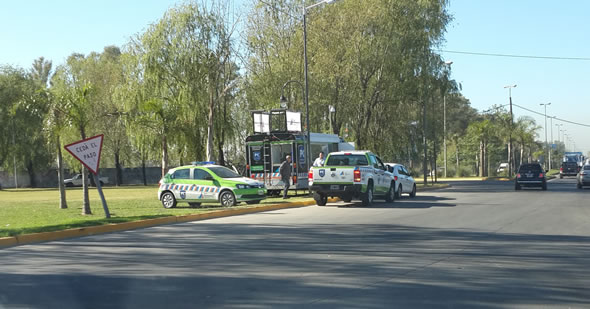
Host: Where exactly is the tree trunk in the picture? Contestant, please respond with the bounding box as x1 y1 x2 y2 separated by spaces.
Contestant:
456 142 459 177
80 129 91 215
57 136 67 209
479 140 484 177
26 160 37 188
115 151 122 186
206 89 215 161
161 135 168 178
520 144 524 164
142 154 147 186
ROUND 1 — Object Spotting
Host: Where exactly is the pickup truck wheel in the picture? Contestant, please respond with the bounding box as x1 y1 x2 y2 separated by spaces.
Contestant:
361 185 373 206
314 193 328 206
385 184 395 202
161 192 177 209
410 184 417 198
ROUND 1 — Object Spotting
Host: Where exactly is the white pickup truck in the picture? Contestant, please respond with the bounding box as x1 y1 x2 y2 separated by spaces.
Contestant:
64 174 109 187
308 151 395 206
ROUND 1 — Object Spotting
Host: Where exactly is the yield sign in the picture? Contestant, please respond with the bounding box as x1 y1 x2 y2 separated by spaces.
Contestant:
64 134 104 175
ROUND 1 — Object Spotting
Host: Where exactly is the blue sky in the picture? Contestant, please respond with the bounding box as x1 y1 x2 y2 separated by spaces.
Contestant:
1 0 588 154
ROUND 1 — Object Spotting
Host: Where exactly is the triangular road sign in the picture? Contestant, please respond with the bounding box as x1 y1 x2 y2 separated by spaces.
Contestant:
64 134 104 175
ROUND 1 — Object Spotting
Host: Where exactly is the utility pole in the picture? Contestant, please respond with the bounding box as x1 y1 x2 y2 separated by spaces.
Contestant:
540 103 551 170
443 61 453 178
504 84 517 177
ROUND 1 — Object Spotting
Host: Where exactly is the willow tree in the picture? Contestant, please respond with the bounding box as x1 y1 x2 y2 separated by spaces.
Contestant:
128 1 240 175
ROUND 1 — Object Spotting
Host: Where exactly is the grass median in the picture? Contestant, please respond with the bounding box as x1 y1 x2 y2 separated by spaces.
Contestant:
0 186 310 237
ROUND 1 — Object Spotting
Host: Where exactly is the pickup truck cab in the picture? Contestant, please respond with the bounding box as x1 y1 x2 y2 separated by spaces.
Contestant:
309 151 395 206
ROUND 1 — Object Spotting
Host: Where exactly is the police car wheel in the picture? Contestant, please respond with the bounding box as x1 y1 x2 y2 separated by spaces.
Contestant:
219 191 236 207
161 192 177 209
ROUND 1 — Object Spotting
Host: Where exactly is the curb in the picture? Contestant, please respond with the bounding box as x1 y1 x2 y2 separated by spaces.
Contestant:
0 198 331 249
418 183 451 191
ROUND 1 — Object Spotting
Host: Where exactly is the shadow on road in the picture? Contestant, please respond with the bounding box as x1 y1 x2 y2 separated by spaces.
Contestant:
440 179 590 194
334 195 457 209
2 222 589 308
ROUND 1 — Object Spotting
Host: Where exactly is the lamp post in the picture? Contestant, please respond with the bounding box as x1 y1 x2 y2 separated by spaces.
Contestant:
504 84 517 176
555 123 563 145
540 102 551 170
280 80 305 110
549 116 555 169
303 0 339 173
443 61 453 178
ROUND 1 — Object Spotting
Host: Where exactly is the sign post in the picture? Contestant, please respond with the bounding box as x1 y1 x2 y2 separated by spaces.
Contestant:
64 134 110 218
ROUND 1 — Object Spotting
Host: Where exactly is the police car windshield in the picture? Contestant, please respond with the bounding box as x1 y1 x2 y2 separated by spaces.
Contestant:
208 166 241 178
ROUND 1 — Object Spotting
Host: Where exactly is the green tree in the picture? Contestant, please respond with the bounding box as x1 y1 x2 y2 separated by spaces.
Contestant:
128 1 240 175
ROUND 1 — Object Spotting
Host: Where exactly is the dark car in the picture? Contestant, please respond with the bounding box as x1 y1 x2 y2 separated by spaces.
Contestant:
560 161 579 178
515 163 547 190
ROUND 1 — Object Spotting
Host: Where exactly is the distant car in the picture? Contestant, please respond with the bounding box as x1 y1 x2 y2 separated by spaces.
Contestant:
64 174 109 187
560 161 579 179
577 164 590 189
515 163 547 191
496 162 509 173
385 163 416 198
157 162 266 208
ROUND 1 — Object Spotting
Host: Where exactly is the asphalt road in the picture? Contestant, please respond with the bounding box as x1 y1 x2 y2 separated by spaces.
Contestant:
1 178 589 308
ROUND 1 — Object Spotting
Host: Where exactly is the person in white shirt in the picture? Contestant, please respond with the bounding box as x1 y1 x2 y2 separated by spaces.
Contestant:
313 151 325 167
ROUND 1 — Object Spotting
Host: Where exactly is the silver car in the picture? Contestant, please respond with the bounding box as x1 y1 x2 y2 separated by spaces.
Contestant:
385 163 416 198
577 164 590 189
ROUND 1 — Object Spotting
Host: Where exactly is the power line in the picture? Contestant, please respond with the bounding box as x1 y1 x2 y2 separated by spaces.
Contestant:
440 50 590 61
511 103 590 128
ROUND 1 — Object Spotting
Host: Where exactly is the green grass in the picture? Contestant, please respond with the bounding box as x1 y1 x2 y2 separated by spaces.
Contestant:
0 186 311 237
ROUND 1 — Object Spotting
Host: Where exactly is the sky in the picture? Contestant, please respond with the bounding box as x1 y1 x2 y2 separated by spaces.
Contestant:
1 0 588 154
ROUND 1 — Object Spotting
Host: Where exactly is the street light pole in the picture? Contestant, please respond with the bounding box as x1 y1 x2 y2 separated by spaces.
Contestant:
549 116 554 169
504 84 517 176
303 0 339 175
443 61 453 178
280 80 305 110
540 103 551 170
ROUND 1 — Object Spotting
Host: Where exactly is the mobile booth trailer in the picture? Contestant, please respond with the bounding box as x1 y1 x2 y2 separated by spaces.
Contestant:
246 109 354 195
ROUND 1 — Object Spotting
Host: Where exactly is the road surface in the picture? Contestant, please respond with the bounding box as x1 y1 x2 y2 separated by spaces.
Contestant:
1 178 589 308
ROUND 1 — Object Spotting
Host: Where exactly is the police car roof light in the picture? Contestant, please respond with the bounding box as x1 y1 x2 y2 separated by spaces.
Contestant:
192 161 216 165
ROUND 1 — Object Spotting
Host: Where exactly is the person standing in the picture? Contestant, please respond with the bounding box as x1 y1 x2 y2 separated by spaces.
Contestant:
279 155 292 199
313 151 325 167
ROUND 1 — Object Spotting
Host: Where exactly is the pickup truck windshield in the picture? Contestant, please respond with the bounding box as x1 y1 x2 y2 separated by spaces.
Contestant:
326 155 368 166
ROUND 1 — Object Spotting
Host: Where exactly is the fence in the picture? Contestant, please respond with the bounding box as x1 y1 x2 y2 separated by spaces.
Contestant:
0 167 162 188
